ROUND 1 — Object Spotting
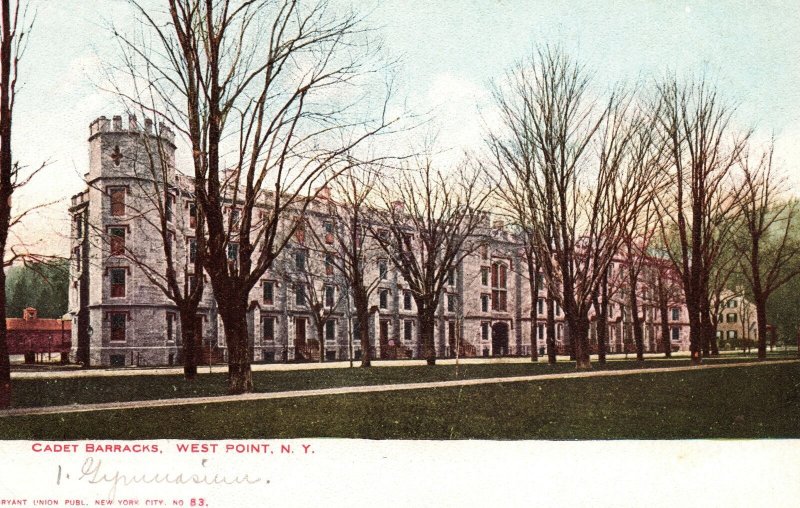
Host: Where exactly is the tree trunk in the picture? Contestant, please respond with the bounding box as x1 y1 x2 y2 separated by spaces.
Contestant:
218 296 253 394
687 306 702 365
699 297 712 357
178 306 198 381
595 275 609 364
546 297 556 364
418 305 437 366
755 296 768 360
527 252 539 362
659 297 671 358
572 316 591 370
0 268 9 408
353 291 371 367
317 319 325 363
530 311 538 362
0 0 13 409
630 289 644 361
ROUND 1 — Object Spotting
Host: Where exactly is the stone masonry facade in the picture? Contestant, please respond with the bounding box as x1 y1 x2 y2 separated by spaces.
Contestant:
69 115 697 367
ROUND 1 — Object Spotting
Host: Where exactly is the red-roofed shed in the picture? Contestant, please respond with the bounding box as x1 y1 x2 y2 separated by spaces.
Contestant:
7 308 71 363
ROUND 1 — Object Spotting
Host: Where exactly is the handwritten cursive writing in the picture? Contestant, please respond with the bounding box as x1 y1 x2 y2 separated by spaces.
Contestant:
78 457 265 500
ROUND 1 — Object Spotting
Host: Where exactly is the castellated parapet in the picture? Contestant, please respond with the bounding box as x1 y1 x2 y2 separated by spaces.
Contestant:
89 114 176 145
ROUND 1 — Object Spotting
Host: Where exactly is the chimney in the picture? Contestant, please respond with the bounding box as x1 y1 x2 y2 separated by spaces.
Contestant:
112 115 123 131
144 118 153 134
23 307 37 321
493 219 504 230
392 200 405 213
128 114 138 131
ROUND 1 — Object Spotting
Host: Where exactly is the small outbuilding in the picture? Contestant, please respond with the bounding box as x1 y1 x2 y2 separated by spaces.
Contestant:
7 307 71 363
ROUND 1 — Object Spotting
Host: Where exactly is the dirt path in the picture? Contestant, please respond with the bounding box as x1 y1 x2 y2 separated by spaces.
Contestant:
1 359 796 418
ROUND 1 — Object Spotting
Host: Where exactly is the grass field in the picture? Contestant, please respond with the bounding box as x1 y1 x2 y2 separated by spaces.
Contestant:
0 360 797 440
7 353 791 409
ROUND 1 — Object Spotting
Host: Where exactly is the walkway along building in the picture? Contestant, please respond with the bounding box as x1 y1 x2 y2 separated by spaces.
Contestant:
69 115 696 367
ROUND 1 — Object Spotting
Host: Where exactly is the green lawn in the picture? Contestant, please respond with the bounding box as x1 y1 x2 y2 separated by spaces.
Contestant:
0 360 797 439
7 354 789 409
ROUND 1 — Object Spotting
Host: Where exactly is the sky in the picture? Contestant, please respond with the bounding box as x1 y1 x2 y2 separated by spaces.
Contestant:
9 0 800 258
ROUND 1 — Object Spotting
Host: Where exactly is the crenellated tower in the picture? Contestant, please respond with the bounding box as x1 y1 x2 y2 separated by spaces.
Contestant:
70 114 183 367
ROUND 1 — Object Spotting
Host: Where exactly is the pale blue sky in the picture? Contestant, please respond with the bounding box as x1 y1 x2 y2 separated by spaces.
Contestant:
10 0 800 256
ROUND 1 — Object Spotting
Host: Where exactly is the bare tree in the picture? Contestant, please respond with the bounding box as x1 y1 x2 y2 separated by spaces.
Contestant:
485 47 652 370
120 0 396 393
653 77 748 364
733 141 800 359
271 204 351 363
81 113 207 379
483 104 544 363
707 235 739 354
372 157 489 366
0 0 35 407
324 166 385 367
616 114 664 361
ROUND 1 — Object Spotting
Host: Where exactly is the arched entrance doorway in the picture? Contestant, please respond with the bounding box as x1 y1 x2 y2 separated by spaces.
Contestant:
492 322 509 356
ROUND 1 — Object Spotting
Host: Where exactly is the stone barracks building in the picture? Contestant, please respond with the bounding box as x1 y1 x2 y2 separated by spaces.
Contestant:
69 114 693 367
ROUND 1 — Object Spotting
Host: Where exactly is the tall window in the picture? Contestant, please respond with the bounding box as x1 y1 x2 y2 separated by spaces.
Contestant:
481 294 489 313
378 259 388 280
166 194 175 223
227 243 239 263
295 221 306 244
110 268 126 297
325 320 336 342
537 298 544 315
325 285 335 308
481 322 489 342
230 208 240 226
109 227 126 256
166 231 175 254
447 294 456 312
295 250 306 272
403 290 412 310
491 262 507 312
166 313 175 342
536 273 544 288
727 330 738 340
379 289 389 309
262 317 275 342
726 313 738 323
73 246 81 271
447 268 455 286
110 188 126 216
727 299 738 308
671 327 680 342
480 267 489 286
379 320 389 344
324 253 334 275
188 202 197 228
262 281 274 305
295 284 306 306
404 320 413 343
671 307 680 321
74 214 83 239
110 312 127 342
188 238 197 264
323 221 334 244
